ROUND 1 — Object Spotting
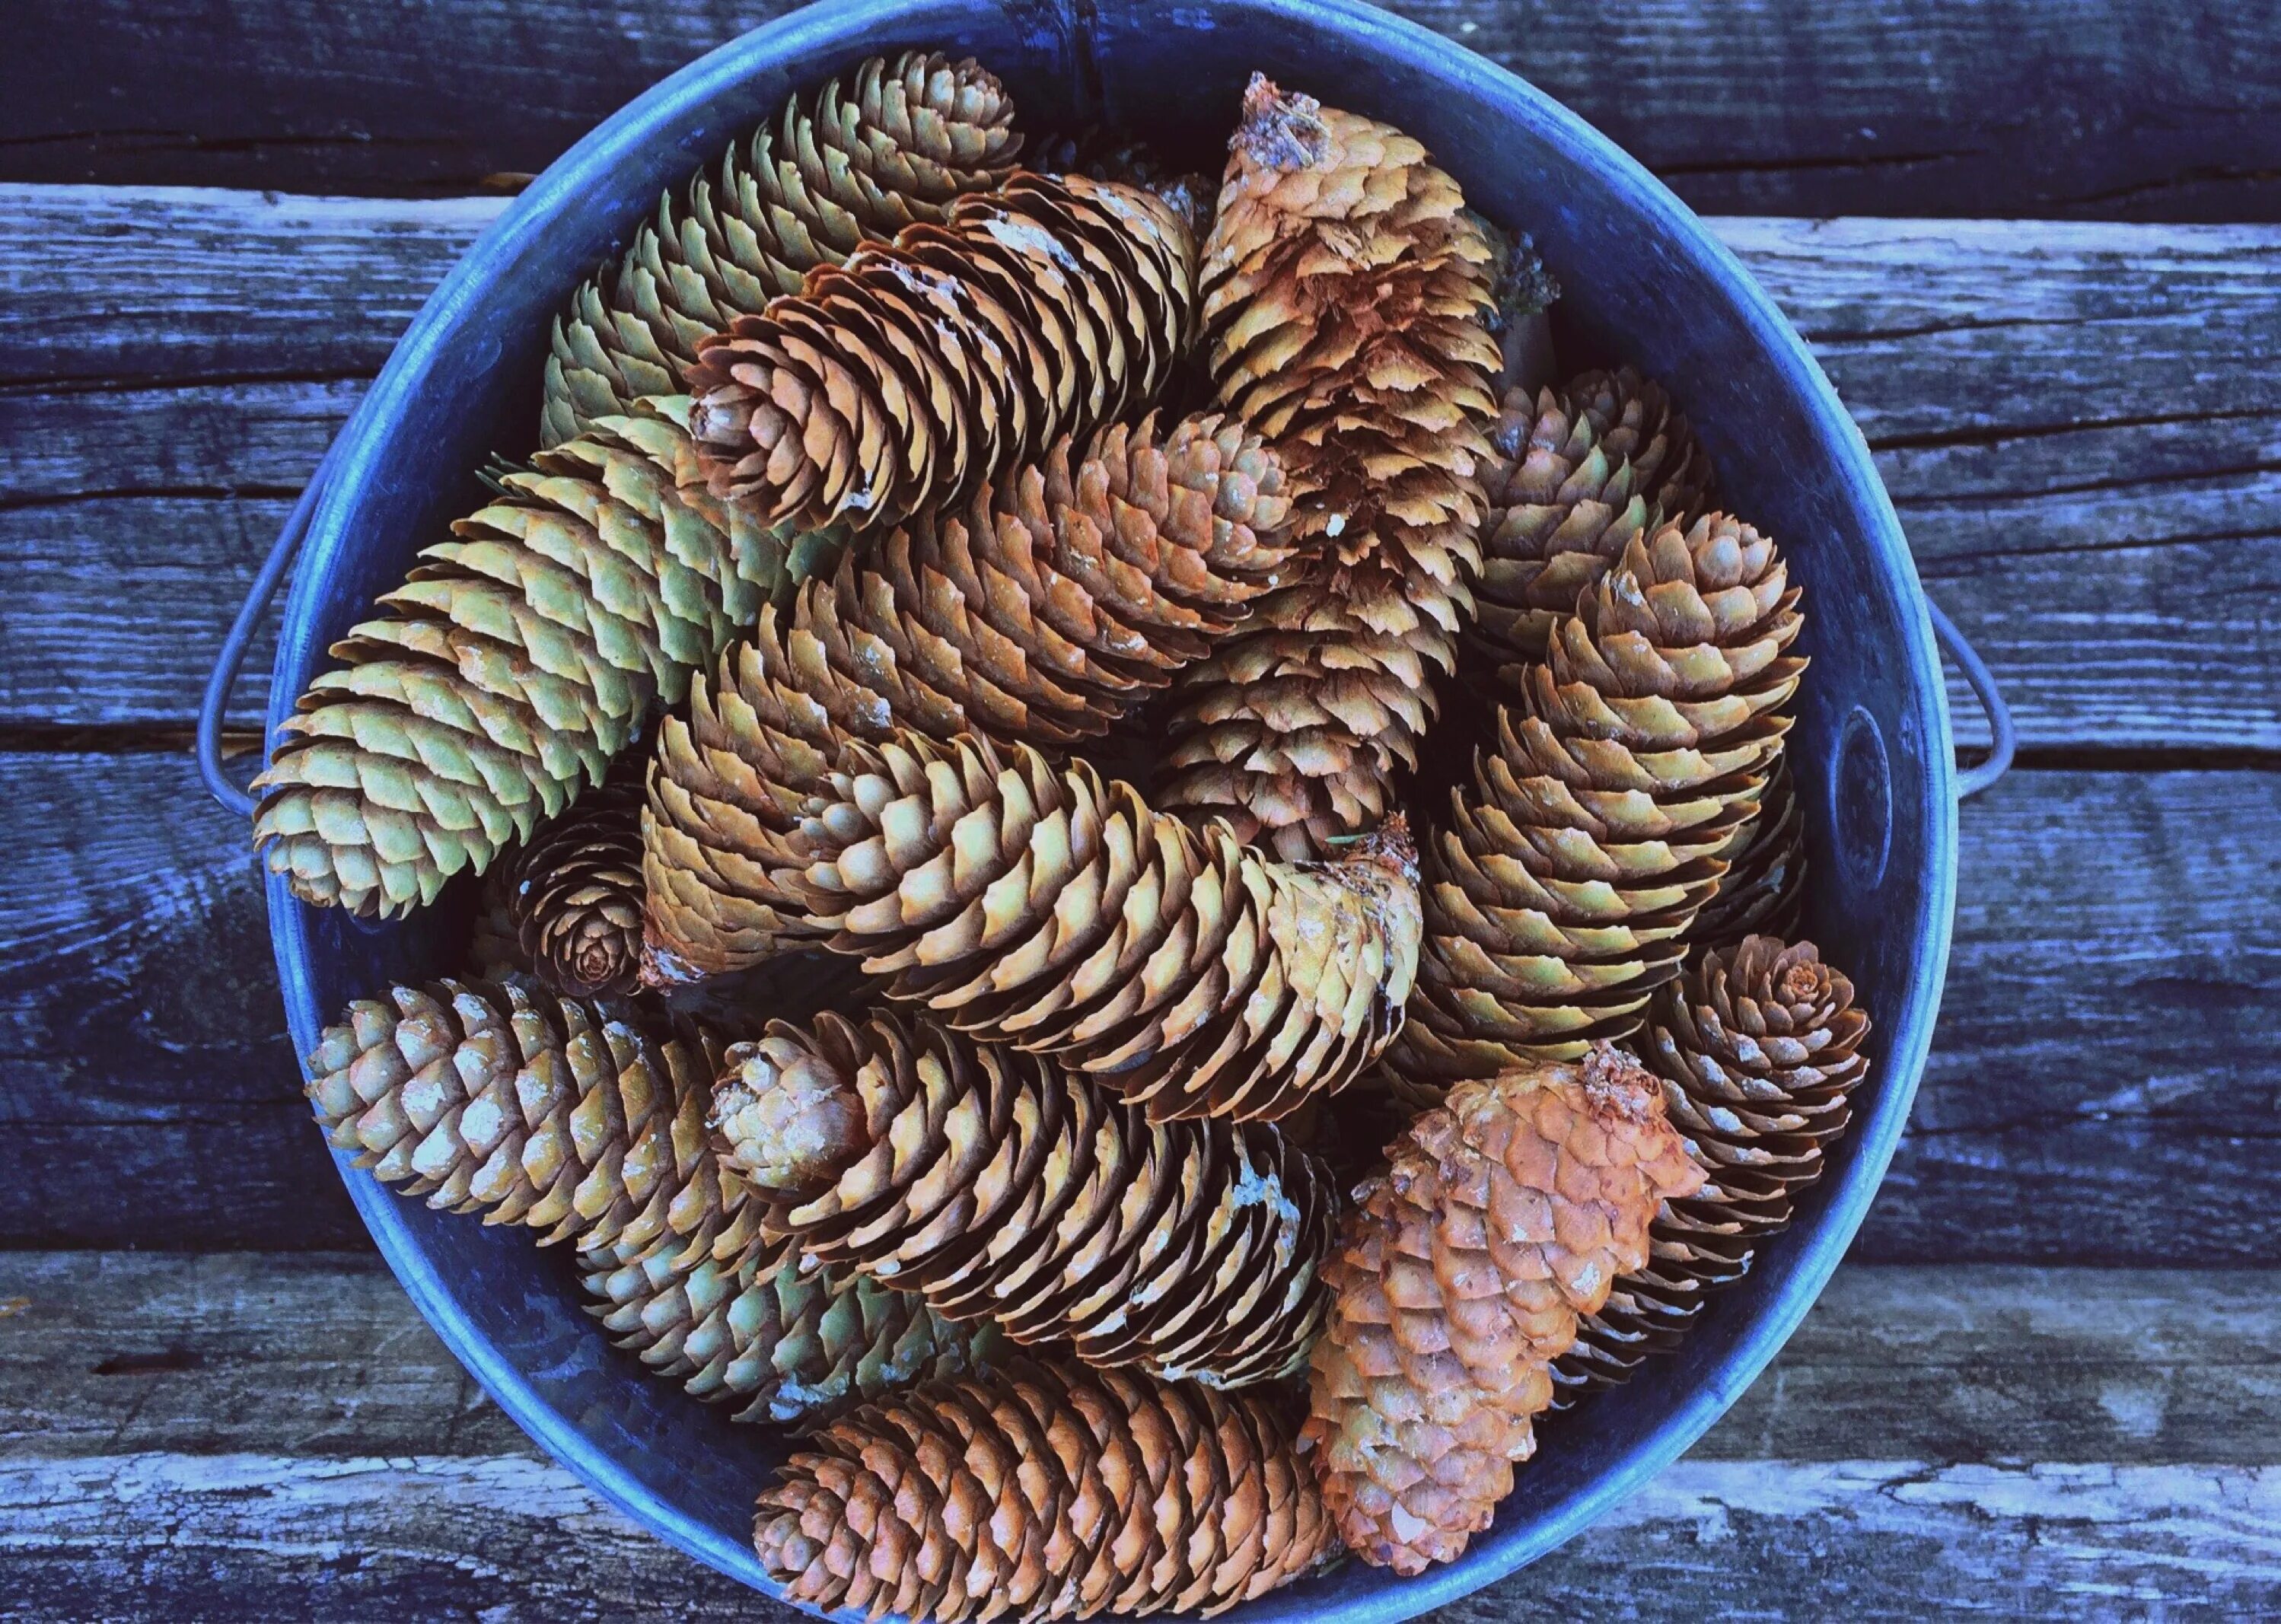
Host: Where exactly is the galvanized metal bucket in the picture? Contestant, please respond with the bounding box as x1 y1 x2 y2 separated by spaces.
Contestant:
202 1 2010 1616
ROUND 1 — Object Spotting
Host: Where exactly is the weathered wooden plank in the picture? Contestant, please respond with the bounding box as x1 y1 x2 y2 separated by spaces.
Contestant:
4 1450 2275 1619
4 753 2272 1260
4 0 2276 222
0 750 356 1250
4 190 2275 748
8 1253 2276 1469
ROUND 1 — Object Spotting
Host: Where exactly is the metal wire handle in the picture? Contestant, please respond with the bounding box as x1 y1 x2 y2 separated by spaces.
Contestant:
1926 597 2015 800
196 438 347 817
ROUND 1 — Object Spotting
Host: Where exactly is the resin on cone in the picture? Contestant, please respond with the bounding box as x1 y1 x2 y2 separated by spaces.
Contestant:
685 174 1197 535
252 401 832 918
1303 1045 1703 1572
711 1008 1334 1387
645 726 1422 1122
1384 513 1806 1105
753 1358 1336 1619
543 52 1022 447
1160 75 1501 858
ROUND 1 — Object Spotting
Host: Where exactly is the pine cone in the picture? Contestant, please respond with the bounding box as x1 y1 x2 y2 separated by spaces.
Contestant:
638 412 1292 975
1303 1046 1704 1573
1384 514 1806 1102
509 776 645 997
686 174 1197 534
1691 752 1808 951
1471 366 1716 673
1159 76 1501 858
711 1008 1334 1387
581 1228 997 1426
542 52 1021 447
303 978 748 1266
1552 936 1869 1400
753 1358 1336 1620
645 726 1422 1122
253 402 830 917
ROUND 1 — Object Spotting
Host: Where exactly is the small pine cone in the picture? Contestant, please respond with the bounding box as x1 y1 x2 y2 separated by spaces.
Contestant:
509 777 645 997
303 978 747 1265
1691 751 1808 951
1384 514 1807 1100
581 1229 996 1426
1304 1045 1704 1574
686 174 1197 534
542 53 1021 447
1158 76 1501 858
639 413 1290 977
1471 366 1716 673
753 1358 1336 1620
645 725 1421 1122
1553 936 1871 1400
712 1009 1334 1387
253 402 826 918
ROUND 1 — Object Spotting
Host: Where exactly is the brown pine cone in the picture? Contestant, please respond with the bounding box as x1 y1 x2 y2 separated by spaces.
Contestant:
252 402 823 918
1691 752 1808 951
639 413 1292 978
644 725 1421 1123
303 978 746 1266
543 53 1022 446
509 777 645 998
711 1008 1334 1387
581 1229 997 1427
1555 936 1871 1399
1471 366 1716 674
686 174 1197 534
1303 1045 1704 1573
1158 75 1502 859
753 1358 1336 1619
1383 514 1806 1103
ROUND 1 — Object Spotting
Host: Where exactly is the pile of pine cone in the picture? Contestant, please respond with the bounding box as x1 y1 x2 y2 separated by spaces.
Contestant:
263 52 1873 1614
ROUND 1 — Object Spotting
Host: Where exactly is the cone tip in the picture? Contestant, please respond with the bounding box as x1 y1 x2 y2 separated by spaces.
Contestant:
1234 72 1329 172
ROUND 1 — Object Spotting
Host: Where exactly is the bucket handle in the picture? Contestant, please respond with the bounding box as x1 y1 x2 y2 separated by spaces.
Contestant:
1926 597 2014 800
196 438 347 817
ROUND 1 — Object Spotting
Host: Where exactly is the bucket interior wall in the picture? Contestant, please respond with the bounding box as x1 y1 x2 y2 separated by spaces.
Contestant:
266 2 1954 1617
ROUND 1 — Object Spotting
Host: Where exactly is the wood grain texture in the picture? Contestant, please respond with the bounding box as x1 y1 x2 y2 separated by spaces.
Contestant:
8 1253 2276 1469
3 754 2270 1260
2 0 2276 221
3 1451 2274 1620
3 189 2274 750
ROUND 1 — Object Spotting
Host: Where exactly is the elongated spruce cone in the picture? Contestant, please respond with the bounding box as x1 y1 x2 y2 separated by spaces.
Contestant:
647 727 1422 1122
510 775 645 997
1161 76 1501 858
543 53 1021 446
687 173 1197 534
581 1229 997 1426
1471 367 1717 673
253 402 825 917
1384 514 1806 1103
753 1358 1336 1620
712 1009 1334 1387
639 412 1292 976
304 978 746 1266
1553 935 1871 1400
1305 1046 1704 1573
